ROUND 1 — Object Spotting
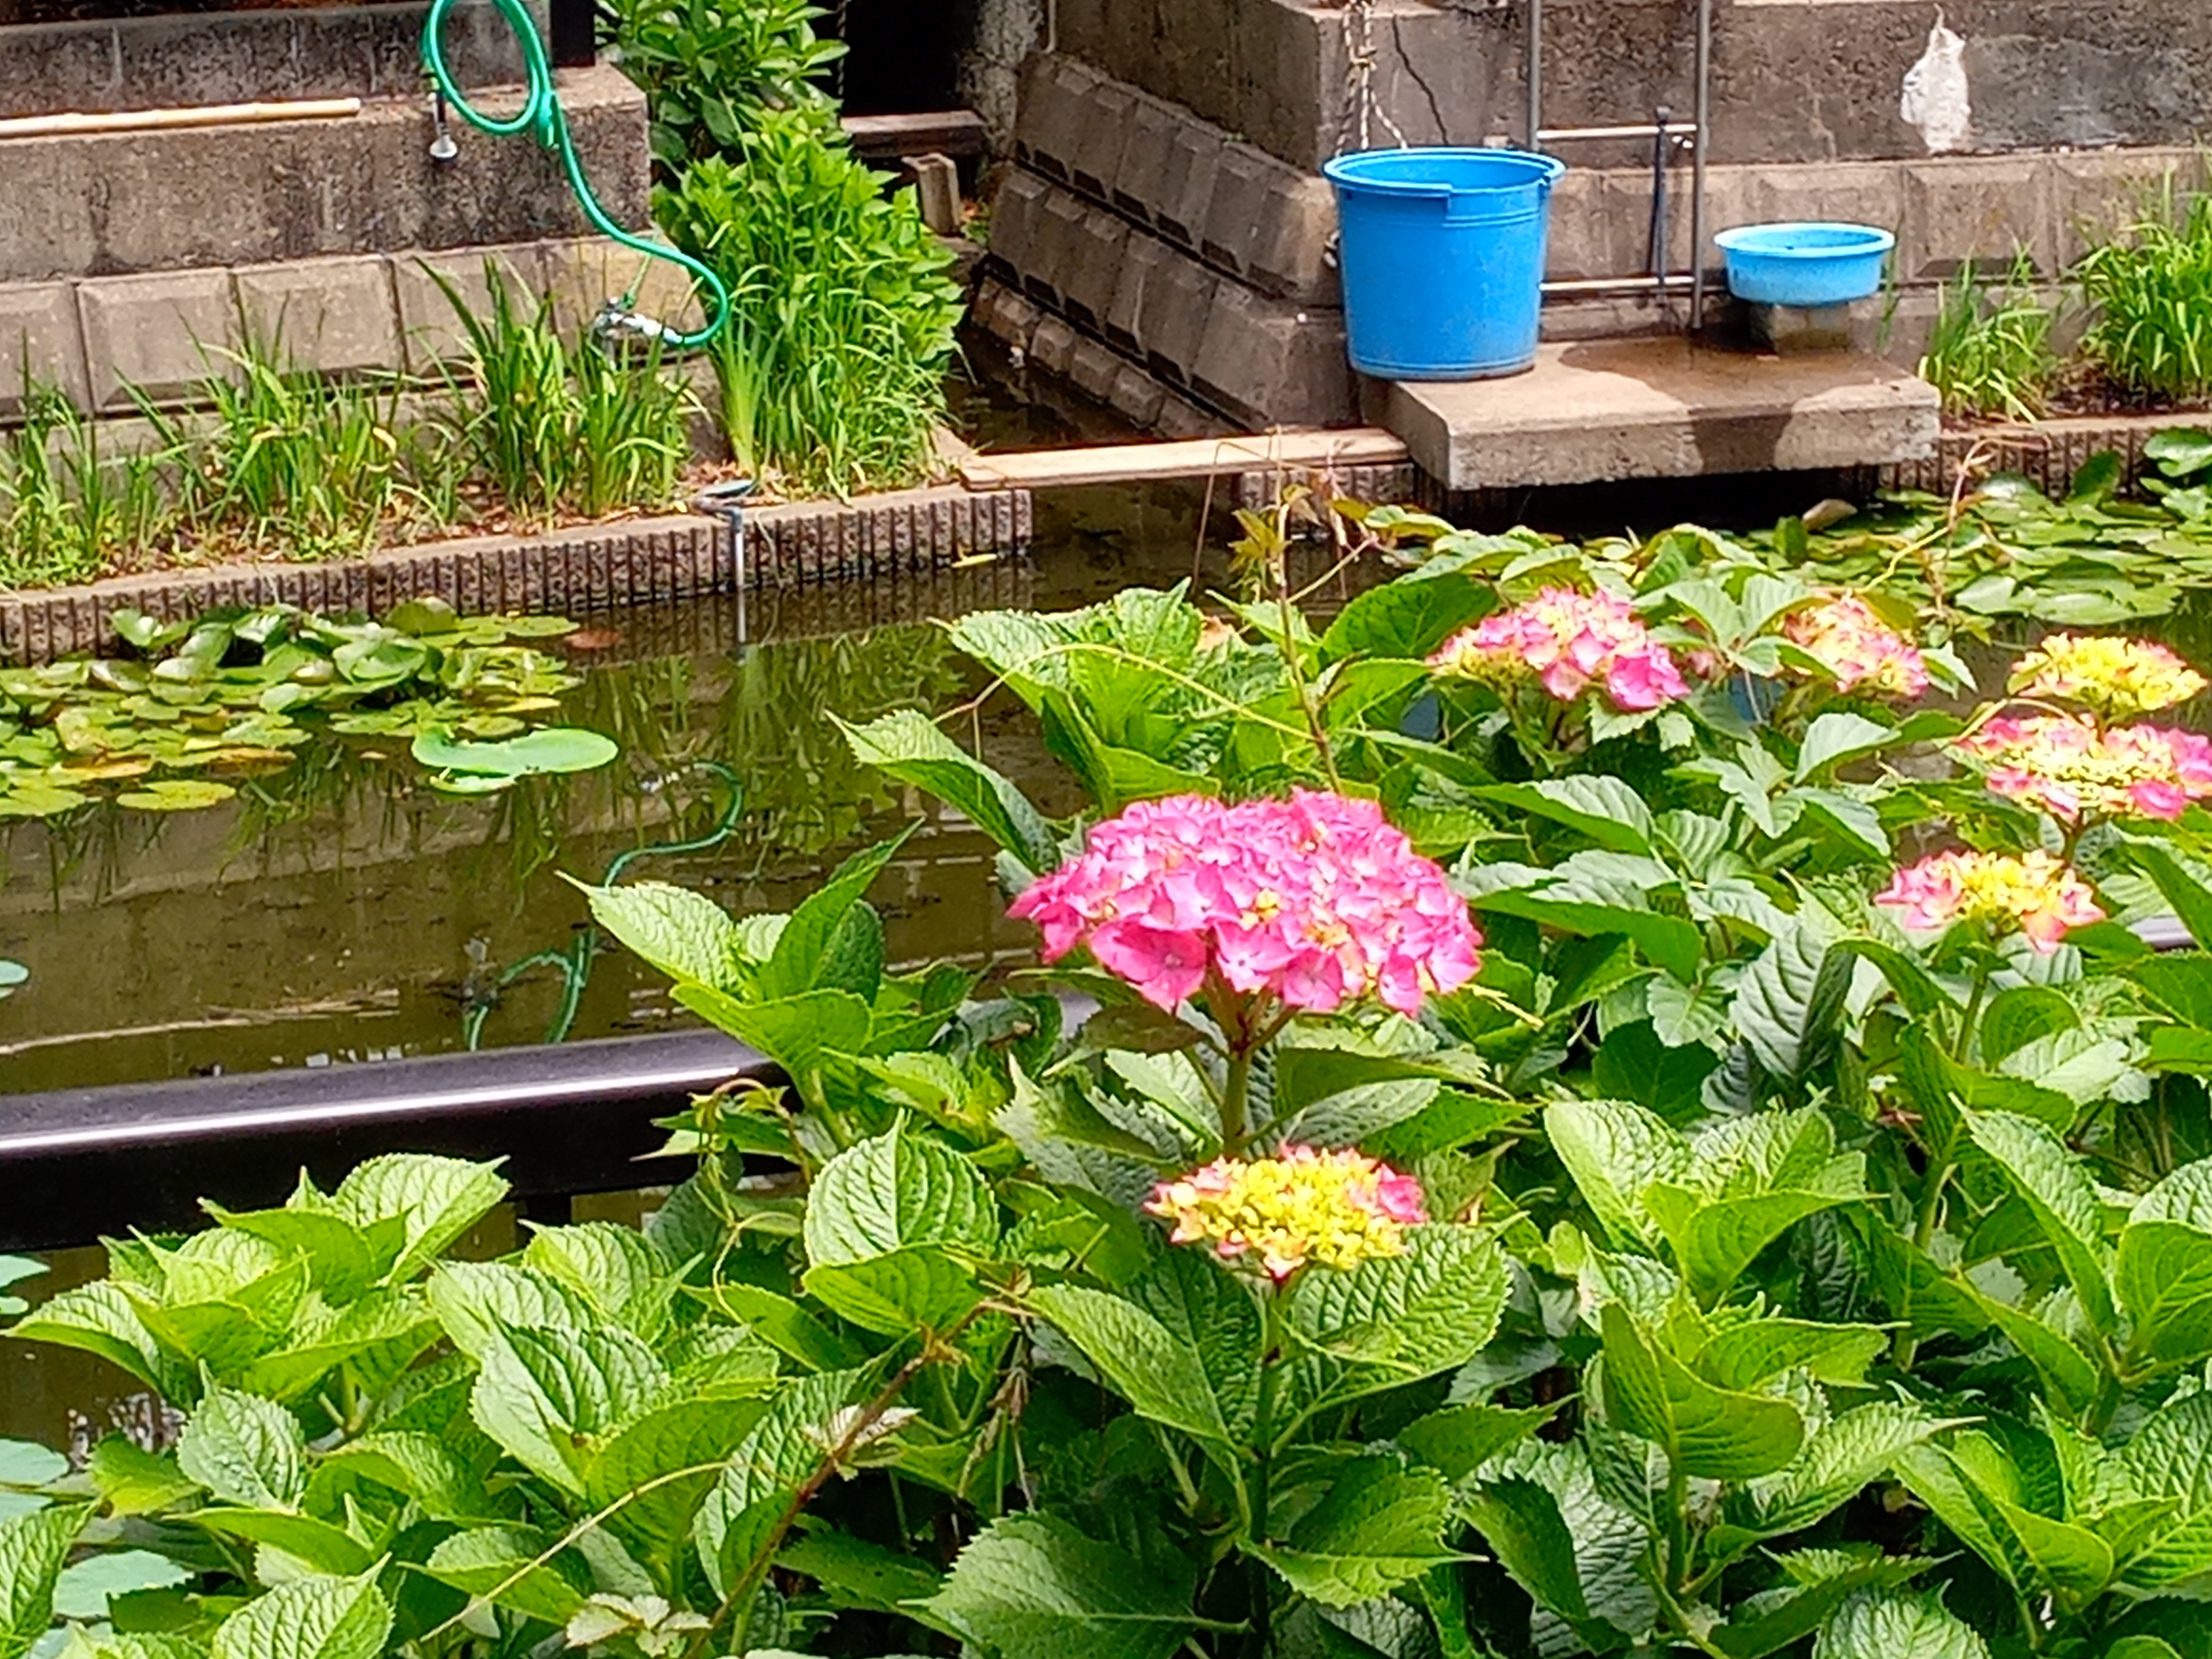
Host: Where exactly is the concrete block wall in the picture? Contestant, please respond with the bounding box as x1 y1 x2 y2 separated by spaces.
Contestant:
991 46 2207 431
1051 0 2212 173
0 237 719 423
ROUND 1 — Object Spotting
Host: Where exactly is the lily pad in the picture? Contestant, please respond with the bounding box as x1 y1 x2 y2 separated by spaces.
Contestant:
116 778 239 812
412 726 619 779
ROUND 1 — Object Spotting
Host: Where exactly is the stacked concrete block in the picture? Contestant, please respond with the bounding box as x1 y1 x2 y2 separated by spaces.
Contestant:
234 258 401 378
0 236 711 426
1900 159 2057 280
0 285 90 419
993 53 1357 433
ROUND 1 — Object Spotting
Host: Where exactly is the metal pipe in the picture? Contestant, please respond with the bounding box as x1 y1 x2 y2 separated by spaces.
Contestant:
1689 0 1714 332
1543 274 1697 295
1647 106 1671 304
1538 122 1696 143
1525 0 1543 151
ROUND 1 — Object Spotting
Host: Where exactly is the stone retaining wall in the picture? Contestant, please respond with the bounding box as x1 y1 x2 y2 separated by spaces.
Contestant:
0 486 1033 662
0 232 705 423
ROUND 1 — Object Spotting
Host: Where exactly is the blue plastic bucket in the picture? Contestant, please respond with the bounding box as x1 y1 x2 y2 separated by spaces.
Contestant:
1322 147 1565 380
1713 222 1895 307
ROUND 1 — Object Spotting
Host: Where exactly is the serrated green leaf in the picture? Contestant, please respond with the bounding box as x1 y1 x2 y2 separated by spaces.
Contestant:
176 1384 305 1511
208 1567 391 1659
804 1248 981 1336
575 879 740 988
759 831 914 1001
426 1525 589 1625
1459 1477 1588 1621
583 1398 771 1560
189 1507 375 1575
1544 1098 1687 1251
694 1370 869 1599
87 1440 196 1519
803 1123 999 1268
1732 915 1851 1082
471 1323 669 1496
1965 1110 2116 1329
0 1504 93 1659
922 1511 1195 1659
1288 1227 1510 1404
1398 1400 1561 1480
1258 1459 1456 1608
1747 1403 1952 1535
1471 778 1654 855
1796 713 1898 781
779 1525 944 1615
1599 1304 1804 1481
319 1431 506 1524
840 710 1058 874
1029 1283 1246 1447
331 1154 508 1284
1813 1588 1988 1659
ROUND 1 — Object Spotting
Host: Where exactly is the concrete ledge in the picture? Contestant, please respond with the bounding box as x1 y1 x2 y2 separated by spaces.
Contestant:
0 65 647 284
1381 339 1939 492
0 486 1034 663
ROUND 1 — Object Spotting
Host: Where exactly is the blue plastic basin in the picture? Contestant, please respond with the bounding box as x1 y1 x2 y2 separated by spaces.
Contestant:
1322 148 1566 380
1714 222 1895 307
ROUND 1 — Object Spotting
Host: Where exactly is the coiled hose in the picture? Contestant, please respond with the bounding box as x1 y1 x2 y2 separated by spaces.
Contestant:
420 0 730 350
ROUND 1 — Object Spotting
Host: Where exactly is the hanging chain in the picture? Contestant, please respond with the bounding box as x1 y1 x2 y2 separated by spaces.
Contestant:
1336 0 1408 154
830 0 851 102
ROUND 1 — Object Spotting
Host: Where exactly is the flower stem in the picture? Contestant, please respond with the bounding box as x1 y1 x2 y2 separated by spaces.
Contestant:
1220 1049 1254 1157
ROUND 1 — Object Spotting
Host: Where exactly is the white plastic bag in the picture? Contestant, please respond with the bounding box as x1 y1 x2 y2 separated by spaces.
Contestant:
1900 13 1971 153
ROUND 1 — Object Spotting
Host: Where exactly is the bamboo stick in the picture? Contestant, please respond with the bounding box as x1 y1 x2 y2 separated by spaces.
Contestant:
0 98 363 142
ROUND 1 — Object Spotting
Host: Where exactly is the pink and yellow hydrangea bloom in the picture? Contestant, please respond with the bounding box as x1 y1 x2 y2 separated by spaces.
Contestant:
1953 714 2212 822
1427 587 1690 713
2010 633 2207 720
1146 1144 1427 1280
1874 848 2105 953
1008 790 1481 1016
1784 594 1929 698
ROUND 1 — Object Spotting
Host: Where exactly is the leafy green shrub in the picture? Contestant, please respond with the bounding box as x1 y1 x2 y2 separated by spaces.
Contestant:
21 507 2212 1659
1918 253 2060 422
603 0 845 174
657 112 963 498
2078 175 2212 402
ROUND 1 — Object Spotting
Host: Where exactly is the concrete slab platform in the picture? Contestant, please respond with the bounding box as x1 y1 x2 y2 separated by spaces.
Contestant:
1378 339 1939 493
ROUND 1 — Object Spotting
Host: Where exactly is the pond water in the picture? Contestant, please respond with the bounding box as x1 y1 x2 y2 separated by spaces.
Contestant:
0 481 1239 1096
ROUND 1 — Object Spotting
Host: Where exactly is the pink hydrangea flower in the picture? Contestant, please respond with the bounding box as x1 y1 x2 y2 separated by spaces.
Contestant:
1146 1144 1429 1280
1427 587 1690 712
1008 791 1481 1016
1874 848 2105 953
1953 714 2212 822
1784 593 1929 698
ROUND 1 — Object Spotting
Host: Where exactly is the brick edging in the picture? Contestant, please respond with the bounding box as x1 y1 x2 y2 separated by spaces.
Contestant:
0 484 1034 663
1878 412 2211 498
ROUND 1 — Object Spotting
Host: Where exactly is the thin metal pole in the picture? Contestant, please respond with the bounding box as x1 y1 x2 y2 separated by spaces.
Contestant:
1525 0 1543 151
1688 0 1713 333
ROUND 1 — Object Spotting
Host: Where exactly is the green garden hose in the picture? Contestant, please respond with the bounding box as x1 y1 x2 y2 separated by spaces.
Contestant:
420 0 729 350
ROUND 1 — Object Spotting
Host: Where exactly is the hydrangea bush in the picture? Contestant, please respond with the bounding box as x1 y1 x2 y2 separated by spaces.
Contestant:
14 499 2212 1659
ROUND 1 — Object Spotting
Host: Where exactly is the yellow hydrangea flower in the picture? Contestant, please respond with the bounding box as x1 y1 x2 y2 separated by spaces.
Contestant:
2010 634 2207 719
1145 1144 1427 1281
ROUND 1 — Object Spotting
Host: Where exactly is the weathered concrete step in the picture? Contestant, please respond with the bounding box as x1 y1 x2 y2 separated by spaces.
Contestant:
1379 340 1939 492
0 64 646 285
0 2 532 119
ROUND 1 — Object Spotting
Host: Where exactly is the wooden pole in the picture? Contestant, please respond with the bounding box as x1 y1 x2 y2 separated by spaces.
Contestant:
0 99 362 142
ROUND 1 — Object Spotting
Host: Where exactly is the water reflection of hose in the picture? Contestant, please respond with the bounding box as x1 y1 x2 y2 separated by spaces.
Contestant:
463 762 744 1050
